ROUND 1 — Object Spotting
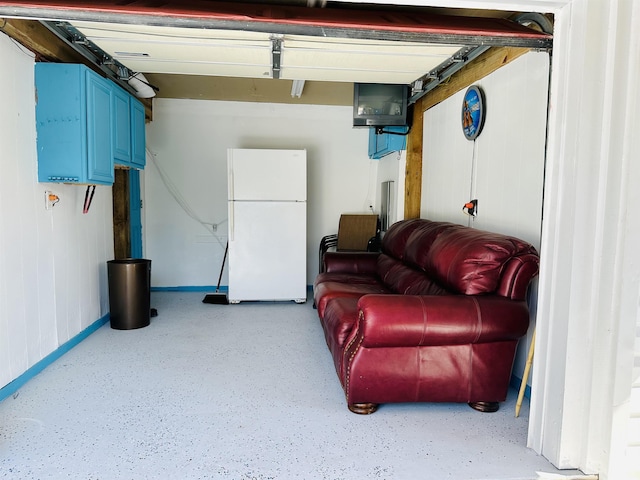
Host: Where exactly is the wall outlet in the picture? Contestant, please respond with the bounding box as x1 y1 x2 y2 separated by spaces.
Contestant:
212 224 217 232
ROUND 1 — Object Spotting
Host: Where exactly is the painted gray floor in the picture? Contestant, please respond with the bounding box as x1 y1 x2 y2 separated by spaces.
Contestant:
1 292 581 480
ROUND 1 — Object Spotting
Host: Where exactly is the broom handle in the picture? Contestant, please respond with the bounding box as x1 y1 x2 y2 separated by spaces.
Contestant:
216 241 229 292
516 328 536 417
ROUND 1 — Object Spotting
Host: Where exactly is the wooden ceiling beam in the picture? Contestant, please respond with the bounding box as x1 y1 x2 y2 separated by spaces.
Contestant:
419 46 530 112
0 18 153 119
0 17 85 62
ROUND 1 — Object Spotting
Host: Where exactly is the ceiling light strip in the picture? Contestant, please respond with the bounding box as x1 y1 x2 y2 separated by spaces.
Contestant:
291 79 304 98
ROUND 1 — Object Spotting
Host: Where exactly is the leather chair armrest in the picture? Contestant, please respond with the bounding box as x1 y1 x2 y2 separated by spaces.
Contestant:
323 251 380 275
354 294 530 348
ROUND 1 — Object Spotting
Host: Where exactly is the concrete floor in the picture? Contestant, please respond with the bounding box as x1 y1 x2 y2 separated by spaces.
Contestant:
0 292 584 480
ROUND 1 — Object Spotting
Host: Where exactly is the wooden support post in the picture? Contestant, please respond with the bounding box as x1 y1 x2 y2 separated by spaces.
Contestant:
404 101 424 220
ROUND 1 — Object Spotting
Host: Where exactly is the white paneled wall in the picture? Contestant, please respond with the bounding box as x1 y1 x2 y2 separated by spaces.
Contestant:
422 90 475 225
422 52 549 247
0 33 113 390
471 53 548 247
145 99 373 287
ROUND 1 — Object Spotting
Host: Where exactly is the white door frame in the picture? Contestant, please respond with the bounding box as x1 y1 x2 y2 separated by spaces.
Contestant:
529 0 640 477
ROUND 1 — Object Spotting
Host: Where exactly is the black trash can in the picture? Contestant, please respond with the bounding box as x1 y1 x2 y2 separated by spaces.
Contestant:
107 258 151 330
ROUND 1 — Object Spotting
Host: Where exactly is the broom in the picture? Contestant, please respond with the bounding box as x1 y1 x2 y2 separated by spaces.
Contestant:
202 241 229 304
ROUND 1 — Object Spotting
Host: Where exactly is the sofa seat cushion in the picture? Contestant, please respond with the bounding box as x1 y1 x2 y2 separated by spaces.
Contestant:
314 280 390 317
314 271 381 288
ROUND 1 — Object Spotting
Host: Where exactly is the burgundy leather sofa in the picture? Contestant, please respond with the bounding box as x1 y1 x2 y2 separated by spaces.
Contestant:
313 218 539 414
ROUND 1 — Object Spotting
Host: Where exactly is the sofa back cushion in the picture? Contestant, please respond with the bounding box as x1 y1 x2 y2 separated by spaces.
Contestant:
402 221 461 267
381 219 428 260
381 219 539 298
424 227 538 295
377 254 450 295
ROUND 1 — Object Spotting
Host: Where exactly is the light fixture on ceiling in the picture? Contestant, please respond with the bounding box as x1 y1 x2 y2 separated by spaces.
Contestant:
127 72 157 98
291 79 305 98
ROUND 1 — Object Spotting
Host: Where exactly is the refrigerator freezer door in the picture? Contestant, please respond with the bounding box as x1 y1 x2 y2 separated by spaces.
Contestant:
228 149 306 202
228 201 306 302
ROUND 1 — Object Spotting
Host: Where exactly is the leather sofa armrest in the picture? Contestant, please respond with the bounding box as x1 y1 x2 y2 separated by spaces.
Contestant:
354 294 530 348
323 251 380 275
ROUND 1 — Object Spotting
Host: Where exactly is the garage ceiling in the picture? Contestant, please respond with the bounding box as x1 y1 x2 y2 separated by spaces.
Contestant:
0 1 552 103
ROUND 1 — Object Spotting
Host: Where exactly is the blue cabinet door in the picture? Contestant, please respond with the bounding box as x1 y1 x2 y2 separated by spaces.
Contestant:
129 169 143 258
35 63 114 185
35 64 85 183
131 99 146 168
86 71 114 184
112 89 145 169
368 126 408 159
112 86 132 165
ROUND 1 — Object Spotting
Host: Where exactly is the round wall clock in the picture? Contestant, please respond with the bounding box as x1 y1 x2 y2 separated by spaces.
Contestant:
461 85 486 140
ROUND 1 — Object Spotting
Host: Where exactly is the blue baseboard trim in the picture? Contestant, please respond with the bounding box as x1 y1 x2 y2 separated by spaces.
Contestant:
510 374 531 399
151 286 228 292
152 285 315 293
0 314 110 403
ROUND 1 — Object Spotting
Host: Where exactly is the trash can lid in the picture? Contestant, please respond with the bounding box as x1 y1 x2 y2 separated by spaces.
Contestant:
108 258 151 264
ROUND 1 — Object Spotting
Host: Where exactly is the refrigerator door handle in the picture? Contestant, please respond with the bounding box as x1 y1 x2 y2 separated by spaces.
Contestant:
228 156 234 241
228 161 234 201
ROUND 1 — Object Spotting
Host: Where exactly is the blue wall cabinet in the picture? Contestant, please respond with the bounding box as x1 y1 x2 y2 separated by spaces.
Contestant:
112 85 146 169
35 63 114 184
368 126 409 159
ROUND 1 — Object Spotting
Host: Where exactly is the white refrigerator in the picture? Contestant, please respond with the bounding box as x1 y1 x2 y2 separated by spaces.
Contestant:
227 148 307 303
